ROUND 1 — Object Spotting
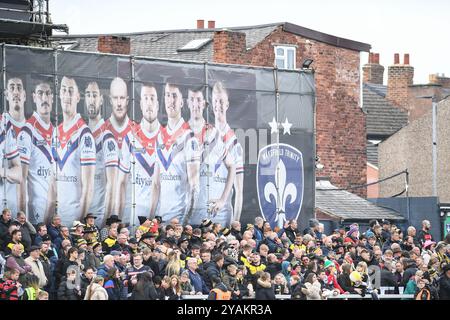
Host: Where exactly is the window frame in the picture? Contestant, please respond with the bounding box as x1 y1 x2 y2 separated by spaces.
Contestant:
274 45 297 70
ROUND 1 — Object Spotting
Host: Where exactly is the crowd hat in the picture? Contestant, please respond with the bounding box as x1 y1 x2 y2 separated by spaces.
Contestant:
138 216 149 225
29 245 41 253
72 221 86 229
91 241 101 250
83 213 97 222
423 240 436 249
201 219 212 228
178 237 189 246
324 260 335 269
221 228 231 236
346 225 359 237
106 215 122 225
77 239 88 247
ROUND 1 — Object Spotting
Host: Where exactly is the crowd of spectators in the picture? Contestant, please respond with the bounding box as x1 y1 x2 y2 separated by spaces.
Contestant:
1 207 449 300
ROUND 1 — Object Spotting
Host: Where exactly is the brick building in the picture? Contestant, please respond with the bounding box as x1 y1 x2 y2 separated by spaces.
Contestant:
362 52 450 198
52 21 371 199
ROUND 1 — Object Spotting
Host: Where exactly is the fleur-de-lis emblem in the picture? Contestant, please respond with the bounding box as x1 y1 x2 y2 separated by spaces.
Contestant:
264 160 297 229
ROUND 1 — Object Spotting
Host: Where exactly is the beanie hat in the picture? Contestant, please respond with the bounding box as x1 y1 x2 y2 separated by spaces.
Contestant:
324 260 335 269
347 225 359 237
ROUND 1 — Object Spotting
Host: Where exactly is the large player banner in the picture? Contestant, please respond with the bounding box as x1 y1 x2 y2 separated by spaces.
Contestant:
1 45 315 230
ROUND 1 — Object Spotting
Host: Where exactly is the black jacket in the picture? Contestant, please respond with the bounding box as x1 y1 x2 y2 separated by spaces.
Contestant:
380 268 398 288
439 274 450 300
337 273 357 294
291 282 304 300
0 216 11 248
57 278 82 300
255 279 276 300
230 229 243 242
417 229 433 246
206 262 222 289
284 226 298 244
266 262 282 279
131 282 158 300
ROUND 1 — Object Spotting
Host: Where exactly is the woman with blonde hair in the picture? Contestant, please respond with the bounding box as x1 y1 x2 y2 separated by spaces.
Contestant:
165 250 181 277
273 273 290 295
84 276 108 300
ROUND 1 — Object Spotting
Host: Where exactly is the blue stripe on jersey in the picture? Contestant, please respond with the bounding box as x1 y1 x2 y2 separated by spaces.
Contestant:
156 148 174 172
135 153 154 177
21 126 53 164
52 127 91 170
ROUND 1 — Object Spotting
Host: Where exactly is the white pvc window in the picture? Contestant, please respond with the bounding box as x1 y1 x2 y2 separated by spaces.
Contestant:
274 46 296 70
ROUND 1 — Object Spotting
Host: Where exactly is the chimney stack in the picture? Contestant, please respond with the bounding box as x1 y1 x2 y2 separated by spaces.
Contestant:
404 53 410 65
387 53 414 109
197 19 205 29
362 52 384 85
394 53 400 64
97 36 130 55
208 20 216 29
429 73 450 88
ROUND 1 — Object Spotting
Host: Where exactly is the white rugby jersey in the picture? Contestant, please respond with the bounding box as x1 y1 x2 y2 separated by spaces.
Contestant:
0 114 20 214
212 123 244 226
88 119 119 225
17 112 54 224
51 114 96 225
155 118 199 223
122 122 159 221
4 113 26 139
105 118 135 224
219 124 244 175
188 124 233 226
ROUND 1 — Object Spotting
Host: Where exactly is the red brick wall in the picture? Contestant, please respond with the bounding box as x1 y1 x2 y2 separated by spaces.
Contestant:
213 26 367 197
98 36 131 55
386 54 414 110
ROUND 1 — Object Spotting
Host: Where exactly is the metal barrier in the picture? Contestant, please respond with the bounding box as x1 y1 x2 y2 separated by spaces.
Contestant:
181 293 414 300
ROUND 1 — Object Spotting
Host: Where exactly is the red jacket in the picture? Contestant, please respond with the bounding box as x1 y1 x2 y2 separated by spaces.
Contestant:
326 272 345 294
0 280 20 300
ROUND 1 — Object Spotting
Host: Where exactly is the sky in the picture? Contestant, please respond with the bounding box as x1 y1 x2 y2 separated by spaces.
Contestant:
50 0 450 85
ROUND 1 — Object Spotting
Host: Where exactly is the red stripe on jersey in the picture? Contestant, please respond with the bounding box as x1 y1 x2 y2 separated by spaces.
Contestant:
27 115 53 146
105 119 134 149
133 124 159 156
223 128 236 144
11 124 22 137
160 121 190 150
92 121 107 139
58 117 86 149
192 123 212 145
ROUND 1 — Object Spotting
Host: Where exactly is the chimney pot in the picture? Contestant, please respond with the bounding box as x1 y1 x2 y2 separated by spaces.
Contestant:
197 19 204 29
394 53 400 64
404 53 410 65
208 20 215 29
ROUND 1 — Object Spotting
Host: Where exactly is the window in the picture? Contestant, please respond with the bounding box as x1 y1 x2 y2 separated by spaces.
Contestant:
177 38 212 52
57 41 78 50
274 46 296 70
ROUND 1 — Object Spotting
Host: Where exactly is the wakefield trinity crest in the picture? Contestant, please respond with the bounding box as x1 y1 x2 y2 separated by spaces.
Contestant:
257 144 304 229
